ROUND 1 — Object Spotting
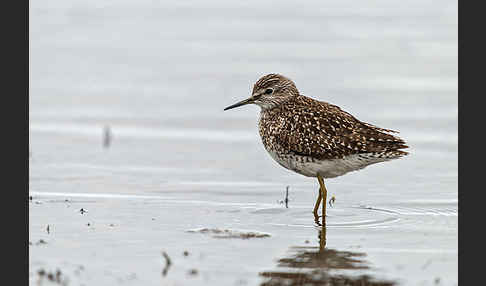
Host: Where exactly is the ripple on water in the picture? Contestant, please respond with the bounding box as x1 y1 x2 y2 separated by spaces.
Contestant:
260 199 456 230
355 204 458 217
265 206 402 229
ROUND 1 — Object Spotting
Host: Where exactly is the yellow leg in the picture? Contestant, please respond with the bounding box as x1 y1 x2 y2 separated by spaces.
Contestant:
317 175 327 225
313 189 322 224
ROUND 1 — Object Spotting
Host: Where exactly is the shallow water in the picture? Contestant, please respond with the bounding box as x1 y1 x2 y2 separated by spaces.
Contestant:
30 0 457 285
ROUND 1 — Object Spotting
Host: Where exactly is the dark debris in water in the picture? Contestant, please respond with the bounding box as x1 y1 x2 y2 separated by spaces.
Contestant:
187 228 271 239
329 195 336 207
161 251 172 277
278 186 290 208
36 268 68 285
30 239 47 246
103 125 112 148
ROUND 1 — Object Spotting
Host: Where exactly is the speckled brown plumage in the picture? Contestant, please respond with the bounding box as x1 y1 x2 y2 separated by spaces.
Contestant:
246 74 408 178
258 94 408 161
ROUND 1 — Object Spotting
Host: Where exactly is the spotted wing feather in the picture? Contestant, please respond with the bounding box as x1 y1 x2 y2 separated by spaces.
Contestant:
273 96 409 160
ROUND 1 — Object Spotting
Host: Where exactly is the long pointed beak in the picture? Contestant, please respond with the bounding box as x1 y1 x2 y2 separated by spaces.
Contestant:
223 97 254 111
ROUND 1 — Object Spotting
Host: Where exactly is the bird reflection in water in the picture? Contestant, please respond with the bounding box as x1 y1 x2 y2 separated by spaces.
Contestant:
259 217 396 286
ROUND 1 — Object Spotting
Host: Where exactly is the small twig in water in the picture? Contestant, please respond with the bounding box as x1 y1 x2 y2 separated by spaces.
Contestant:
103 125 112 148
329 195 336 207
161 251 172 277
284 186 289 208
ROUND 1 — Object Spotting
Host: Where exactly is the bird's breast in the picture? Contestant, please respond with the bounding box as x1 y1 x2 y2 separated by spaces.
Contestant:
258 111 284 153
258 111 315 176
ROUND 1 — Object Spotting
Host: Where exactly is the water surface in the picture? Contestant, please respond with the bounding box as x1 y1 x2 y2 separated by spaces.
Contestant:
30 0 457 285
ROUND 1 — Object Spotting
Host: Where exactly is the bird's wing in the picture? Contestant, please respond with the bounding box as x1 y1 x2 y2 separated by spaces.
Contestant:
274 98 408 160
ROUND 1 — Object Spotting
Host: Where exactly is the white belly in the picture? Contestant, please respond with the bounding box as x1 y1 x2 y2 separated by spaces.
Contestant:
267 150 391 179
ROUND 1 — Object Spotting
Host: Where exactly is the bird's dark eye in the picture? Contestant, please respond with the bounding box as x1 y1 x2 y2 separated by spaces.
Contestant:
264 88 273 95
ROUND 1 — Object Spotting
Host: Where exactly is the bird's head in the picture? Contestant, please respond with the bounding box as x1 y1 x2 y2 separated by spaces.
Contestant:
224 74 300 111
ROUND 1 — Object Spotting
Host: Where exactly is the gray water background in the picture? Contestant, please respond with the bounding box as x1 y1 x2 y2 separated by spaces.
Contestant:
29 1 457 285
